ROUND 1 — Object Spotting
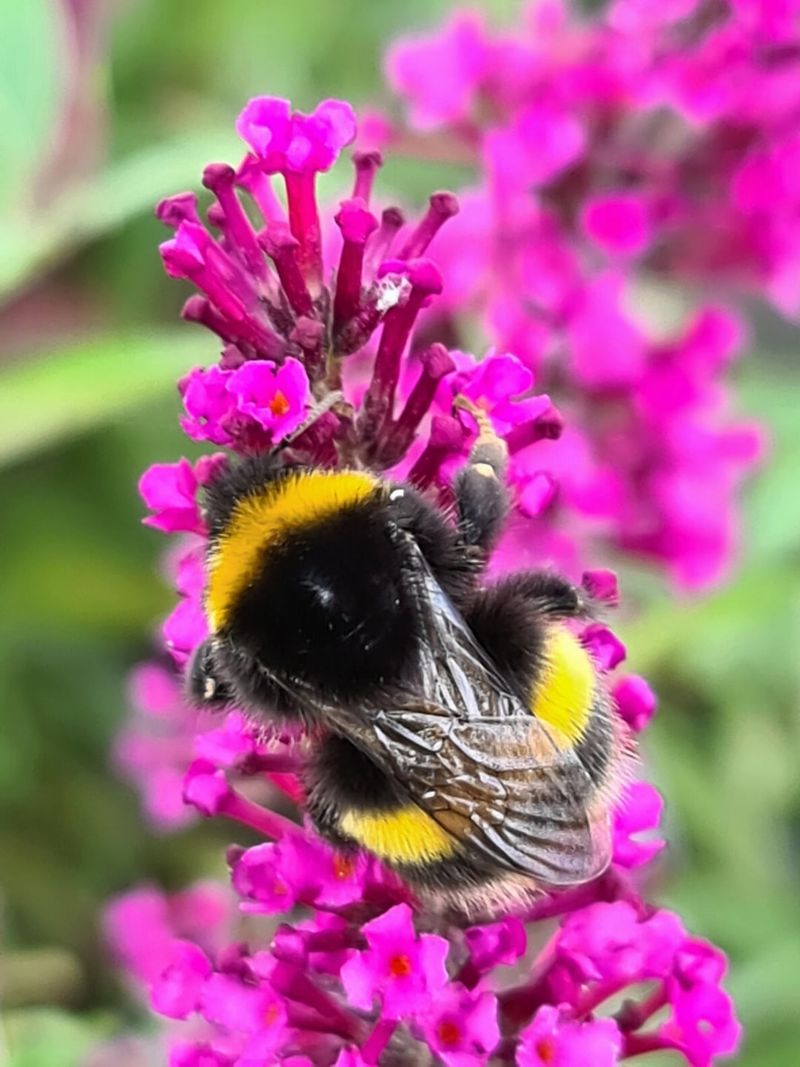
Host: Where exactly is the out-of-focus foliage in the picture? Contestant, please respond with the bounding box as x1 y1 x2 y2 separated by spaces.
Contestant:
0 2 797 1065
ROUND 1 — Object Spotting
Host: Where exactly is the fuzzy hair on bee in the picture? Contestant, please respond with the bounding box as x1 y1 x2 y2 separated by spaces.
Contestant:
187 409 628 917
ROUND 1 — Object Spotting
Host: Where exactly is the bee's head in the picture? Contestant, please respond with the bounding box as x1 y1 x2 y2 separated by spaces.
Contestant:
193 462 421 712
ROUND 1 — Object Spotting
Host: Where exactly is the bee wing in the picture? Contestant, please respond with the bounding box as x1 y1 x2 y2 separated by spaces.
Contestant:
321 553 612 887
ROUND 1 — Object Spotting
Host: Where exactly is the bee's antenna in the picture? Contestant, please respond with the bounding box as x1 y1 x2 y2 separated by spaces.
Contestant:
277 390 345 450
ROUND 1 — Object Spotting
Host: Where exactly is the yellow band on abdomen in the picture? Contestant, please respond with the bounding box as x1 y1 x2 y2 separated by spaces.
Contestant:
340 805 456 864
531 627 595 744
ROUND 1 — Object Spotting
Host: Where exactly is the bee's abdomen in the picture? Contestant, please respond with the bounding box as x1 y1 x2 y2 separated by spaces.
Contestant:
530 627 596 743
339 806 457 865
573 693 620 791
530 626 622 796
306 734 458 867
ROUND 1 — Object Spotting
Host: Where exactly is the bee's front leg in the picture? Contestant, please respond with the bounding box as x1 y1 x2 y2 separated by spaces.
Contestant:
452 397 509 552
186 637 235 708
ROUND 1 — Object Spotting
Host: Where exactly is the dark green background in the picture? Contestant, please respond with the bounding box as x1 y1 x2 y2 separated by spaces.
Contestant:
0 2 798 1064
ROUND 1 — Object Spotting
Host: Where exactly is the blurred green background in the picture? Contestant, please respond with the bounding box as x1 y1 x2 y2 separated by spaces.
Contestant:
0 2 798 1065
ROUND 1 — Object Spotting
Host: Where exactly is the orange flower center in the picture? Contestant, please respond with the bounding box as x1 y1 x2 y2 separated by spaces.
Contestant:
388 954 412 978
264 1003 281 1026
536 1039 556 1064
333 855 356 880
269 390 290 416
437 1020 461 1047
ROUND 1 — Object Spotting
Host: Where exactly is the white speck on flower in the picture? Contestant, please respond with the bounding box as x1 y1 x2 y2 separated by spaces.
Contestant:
376 275 412 313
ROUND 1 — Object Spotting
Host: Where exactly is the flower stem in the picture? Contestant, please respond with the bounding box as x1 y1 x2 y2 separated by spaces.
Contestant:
219 790 300 840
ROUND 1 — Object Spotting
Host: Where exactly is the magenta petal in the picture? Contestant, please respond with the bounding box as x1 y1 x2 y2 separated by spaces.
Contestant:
150 940 212 1020
613 674 658 731
613 781 666 869
201 972 285 1034
582 193 652 258
339 952 377 1012
236 96 292 164
182 760 232 817
465 916 527 971
582 623 627 670
417 932 451 992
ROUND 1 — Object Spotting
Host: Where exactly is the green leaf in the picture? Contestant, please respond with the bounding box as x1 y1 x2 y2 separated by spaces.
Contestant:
0 332 215 465
739 363 800 565
0 0 61 213
3 1008 109 1067
0 128 238 302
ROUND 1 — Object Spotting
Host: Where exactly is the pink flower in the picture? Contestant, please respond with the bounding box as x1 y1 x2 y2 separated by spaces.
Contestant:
105 887 178 985
139 458 206 535
464 916 527 975
582 624 627 671
183 760 234 817
613 675 658 733
613 781 666 869
192 712 259 769
386 12 490 128
114 664 200 830
556 902 686 987
163 546 208 665
448 351 537 436
233 829 400 915
581 569 619 606
226 357 310 440
582 194 653 259
179 366 237 446
231 842 299 913
163 594 207 666
516 1005 623 1067
340 903 449 1018
566 274 646 389
236 97 356 174
663 980 742 1067
170 1043 234 1067
387 3 772 590
128 663 184 718
419 984 500 1066
660 937 742 1066
150 941 212 1020
200 972 286 1037
485 103 586 190
105 884 229 986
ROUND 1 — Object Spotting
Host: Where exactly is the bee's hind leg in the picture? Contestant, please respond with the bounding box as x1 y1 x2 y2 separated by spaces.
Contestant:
465 572 589 694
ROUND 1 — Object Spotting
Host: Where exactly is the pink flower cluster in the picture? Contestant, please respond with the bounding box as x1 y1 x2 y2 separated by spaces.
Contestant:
107 91 741 1064
380 0 781 588
107 782 737 1065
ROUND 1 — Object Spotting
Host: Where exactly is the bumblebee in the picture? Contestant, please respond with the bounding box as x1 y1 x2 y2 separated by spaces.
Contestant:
189 410 625 915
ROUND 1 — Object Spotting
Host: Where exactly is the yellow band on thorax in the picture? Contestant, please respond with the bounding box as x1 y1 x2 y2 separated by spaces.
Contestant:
340 805 456 865
531 627 595 744
206 469 379 632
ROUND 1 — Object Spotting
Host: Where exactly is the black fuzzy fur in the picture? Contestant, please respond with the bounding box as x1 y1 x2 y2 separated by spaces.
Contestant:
202 452 287 538
453 465 508 551
230 500 420 700
188 454 613 908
